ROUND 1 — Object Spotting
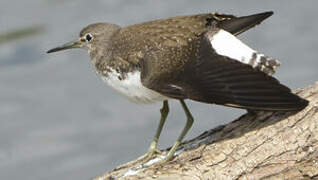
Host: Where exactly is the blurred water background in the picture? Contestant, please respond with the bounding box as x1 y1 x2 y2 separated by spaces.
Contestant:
1 0 317 179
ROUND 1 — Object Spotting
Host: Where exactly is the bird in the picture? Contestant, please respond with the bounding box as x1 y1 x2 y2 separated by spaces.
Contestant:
47 11 308 164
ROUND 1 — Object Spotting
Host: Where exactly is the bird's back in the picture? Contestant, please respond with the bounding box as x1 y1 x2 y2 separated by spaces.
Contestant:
108 13 217 80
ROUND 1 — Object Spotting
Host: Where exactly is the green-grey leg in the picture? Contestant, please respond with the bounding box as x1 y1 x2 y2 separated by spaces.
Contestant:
163 99 194 162
143 100 169 161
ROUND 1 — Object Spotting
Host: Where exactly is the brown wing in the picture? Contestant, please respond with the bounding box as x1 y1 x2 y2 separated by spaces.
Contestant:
141 29 308 111
113 11 274 65
123 11 273 39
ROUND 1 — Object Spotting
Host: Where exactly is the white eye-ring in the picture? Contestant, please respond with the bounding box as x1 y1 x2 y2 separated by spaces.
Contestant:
85 33 93 42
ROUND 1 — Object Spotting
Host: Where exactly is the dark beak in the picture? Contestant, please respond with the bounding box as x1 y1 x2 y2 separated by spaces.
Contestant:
47 40 81 53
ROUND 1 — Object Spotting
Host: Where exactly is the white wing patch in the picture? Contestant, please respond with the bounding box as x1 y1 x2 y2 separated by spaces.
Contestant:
101 68 168 104
209 29 256 64
207 29 280 75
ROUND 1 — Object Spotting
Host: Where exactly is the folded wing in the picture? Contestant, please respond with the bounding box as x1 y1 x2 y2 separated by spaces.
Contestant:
142 28 308 111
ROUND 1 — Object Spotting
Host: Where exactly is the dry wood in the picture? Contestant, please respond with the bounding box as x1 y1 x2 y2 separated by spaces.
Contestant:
94 81 318 180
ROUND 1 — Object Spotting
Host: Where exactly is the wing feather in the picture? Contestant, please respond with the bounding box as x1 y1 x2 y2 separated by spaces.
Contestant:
140 20 308 111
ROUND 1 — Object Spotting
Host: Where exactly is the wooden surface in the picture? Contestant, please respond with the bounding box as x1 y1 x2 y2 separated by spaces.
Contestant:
94 81 318 180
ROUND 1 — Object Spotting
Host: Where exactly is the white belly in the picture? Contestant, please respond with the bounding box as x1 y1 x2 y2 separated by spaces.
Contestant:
101 69 169 104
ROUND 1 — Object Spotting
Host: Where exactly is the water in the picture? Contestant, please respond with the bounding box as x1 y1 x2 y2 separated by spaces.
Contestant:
1 0 317 179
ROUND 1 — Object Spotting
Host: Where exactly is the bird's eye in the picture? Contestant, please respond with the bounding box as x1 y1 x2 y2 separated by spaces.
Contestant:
85 33 93 42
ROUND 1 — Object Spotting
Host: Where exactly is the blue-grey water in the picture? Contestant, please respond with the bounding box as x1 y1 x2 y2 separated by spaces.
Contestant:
1 0 317 179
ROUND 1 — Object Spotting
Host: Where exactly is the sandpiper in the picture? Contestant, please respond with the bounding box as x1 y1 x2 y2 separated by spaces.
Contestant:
47 11 308 163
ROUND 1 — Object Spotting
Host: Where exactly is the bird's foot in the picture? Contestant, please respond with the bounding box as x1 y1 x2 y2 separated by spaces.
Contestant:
138 142 162 164
115 147 161 170
143 146 177 166
144 148 162 162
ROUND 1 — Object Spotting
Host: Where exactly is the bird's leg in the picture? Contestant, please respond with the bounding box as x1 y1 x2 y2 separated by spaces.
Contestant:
142 100 169 162
162 100 194 163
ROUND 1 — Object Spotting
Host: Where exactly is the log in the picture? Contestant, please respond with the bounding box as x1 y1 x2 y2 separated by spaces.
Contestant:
94 81 318 180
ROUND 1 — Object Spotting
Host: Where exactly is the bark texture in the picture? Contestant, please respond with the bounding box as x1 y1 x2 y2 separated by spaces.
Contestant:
94 82 318 180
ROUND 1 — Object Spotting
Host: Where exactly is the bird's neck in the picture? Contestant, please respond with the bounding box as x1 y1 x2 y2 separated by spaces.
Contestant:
89 48 112 73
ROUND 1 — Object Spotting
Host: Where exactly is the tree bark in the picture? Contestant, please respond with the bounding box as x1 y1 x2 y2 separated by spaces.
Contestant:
94 82 318 180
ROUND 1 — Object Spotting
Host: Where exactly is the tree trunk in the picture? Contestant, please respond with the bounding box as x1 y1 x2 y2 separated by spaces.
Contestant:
94 82 318 180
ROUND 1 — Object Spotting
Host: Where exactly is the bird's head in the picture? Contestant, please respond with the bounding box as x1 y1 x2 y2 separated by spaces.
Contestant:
47 23 120 54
